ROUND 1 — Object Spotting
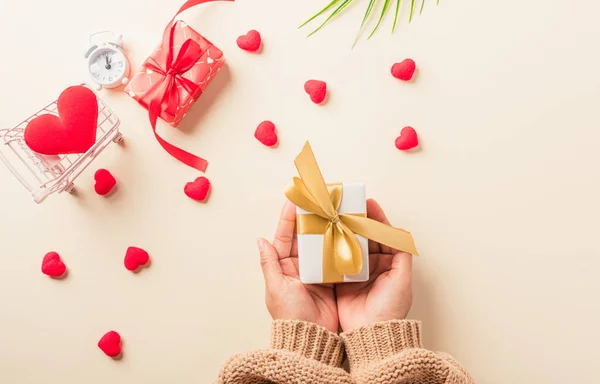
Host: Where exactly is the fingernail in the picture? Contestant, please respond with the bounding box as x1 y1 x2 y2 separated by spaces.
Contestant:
257 238 265 252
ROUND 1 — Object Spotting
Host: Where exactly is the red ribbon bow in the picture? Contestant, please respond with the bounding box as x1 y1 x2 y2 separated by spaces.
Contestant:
140 0 234 173
145 36 203 120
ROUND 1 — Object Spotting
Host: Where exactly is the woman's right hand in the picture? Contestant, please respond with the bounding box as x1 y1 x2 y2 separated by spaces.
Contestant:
336 199 414 332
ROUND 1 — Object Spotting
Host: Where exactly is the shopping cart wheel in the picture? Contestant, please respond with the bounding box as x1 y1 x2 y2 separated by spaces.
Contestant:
112 133 124 144
65 183 76 194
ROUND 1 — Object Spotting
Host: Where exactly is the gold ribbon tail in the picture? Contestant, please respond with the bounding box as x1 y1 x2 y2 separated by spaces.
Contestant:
340 214 419 256
332 221 363 275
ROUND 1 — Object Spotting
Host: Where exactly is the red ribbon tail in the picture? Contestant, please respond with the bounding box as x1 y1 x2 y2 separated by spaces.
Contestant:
148 100 208 173
162 0 235 53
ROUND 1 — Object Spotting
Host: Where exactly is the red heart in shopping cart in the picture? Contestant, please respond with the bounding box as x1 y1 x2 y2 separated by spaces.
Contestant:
24 86 98 155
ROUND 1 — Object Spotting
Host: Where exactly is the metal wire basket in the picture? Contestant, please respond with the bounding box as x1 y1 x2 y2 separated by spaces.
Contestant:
0 87 122 203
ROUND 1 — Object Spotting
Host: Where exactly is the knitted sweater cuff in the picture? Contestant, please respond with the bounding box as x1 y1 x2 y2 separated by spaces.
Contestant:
270 320 345 367
341 320 422 372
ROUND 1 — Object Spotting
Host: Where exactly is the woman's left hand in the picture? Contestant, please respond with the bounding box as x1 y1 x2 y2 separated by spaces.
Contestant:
258 201 339 333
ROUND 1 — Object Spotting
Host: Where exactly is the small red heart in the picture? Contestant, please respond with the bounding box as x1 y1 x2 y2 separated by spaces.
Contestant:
255 121 278 147
98 331 122 358
24 86 98 155
391 58 416 81
124 247 150 272
184 176 211 202
94 169 117 196
237 30 262 52
41 252 67 278
395 126 419 151
304 80 327 104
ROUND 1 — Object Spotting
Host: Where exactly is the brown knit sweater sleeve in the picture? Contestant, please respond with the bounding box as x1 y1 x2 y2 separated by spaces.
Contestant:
216 320 352 384
341 320 474 384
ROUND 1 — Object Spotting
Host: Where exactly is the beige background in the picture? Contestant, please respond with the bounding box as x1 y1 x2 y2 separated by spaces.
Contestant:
1 0 599 382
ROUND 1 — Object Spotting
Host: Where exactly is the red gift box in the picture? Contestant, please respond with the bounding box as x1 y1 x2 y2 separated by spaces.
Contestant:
124 0 233 173
125 21 225 127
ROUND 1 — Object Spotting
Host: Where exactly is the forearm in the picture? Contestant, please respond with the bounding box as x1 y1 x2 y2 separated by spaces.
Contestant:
216 320 352 384
342 320 474 384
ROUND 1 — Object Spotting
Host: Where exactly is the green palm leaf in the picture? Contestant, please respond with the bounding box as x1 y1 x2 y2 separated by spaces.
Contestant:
299 0 341 29
353 0 378 46
359 0 378 31
392 0 402 33
307 0 354 37
368 0 393 40
300 0 440 45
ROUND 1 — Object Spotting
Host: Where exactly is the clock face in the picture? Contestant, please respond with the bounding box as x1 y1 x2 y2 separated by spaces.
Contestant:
88 47 128 86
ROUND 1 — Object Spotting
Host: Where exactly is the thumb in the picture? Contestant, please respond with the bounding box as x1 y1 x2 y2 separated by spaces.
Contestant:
390 251 413 285
257 238 283 286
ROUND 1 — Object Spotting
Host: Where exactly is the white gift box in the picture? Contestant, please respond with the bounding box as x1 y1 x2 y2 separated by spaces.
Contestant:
297 182 369 284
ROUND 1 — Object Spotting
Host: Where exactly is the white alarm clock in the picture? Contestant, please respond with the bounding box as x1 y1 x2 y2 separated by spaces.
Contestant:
85 31 130 90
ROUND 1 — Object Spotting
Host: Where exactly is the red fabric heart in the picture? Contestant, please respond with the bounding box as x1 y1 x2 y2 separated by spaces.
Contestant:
41 252 67 278
255 121 278 147
237 30 261 52
24 86 98 155
391 59 416 81
98 331 122 358
94 169 117 196
304 80 327 104
395 126 419 151
184 177 211 202
124 247 150 272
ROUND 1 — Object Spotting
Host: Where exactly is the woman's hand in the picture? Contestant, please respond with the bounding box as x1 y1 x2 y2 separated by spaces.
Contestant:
336 199 413 332
258 201 339 333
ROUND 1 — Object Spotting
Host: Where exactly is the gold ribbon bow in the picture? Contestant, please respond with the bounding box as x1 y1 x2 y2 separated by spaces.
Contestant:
285 142 419 283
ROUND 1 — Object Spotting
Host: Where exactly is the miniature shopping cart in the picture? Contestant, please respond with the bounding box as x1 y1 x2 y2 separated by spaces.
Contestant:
0 86 122 203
